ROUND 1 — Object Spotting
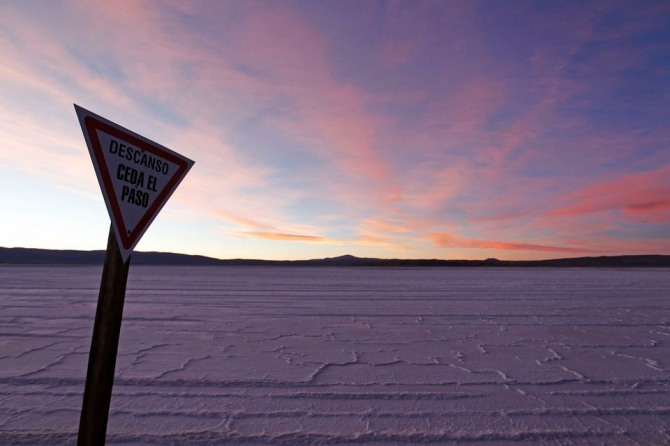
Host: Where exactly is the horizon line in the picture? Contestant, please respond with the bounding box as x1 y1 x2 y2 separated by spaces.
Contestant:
2 246 669 264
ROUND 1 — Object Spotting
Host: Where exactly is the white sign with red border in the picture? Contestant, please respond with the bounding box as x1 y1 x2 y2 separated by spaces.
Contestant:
75 104 194 261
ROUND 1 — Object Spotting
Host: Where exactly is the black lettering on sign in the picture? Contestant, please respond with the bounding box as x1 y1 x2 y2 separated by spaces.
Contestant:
116 164 145 188
120 185 149 208
147 175 157 192
109 139 170 176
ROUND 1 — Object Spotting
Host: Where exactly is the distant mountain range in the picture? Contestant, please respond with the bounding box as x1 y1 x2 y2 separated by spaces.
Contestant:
1 247 669 267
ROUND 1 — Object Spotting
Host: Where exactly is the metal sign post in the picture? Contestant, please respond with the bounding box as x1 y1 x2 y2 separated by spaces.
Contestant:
78 226 130 445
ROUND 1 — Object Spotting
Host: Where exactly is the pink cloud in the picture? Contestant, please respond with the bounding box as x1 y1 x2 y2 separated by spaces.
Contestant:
210 3 405 210
549 165 670 223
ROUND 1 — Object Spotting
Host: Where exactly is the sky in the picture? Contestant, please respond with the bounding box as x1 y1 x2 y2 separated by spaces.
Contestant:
1 0 669 261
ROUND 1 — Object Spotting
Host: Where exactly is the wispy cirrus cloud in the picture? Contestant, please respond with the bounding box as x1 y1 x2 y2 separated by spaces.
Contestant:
429 233 596 255
239 232 328 243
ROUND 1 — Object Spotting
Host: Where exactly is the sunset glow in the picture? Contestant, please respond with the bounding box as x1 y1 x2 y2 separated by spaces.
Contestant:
1 1 668 260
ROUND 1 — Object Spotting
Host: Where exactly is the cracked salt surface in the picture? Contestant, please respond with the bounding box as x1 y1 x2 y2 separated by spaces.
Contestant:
1 266 669 445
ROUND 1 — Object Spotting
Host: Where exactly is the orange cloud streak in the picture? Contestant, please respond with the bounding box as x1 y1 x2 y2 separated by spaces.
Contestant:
241 232 327 242
430 233 596 254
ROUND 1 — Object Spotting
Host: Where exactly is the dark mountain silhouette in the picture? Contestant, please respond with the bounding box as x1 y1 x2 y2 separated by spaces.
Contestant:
1 247 669 267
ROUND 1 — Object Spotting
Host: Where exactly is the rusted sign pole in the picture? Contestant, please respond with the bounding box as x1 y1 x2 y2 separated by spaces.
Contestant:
77 226 130 446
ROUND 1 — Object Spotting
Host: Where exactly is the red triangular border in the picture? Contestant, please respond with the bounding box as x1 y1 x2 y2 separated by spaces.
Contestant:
76 105 193 259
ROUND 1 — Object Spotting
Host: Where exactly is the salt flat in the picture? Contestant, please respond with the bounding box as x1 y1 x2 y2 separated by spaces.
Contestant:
1 266 669 445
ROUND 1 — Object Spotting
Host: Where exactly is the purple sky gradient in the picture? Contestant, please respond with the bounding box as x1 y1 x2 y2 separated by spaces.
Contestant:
1 1 668 260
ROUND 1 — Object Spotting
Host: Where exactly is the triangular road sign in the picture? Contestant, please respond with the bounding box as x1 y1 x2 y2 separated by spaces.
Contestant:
75 104 194 261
